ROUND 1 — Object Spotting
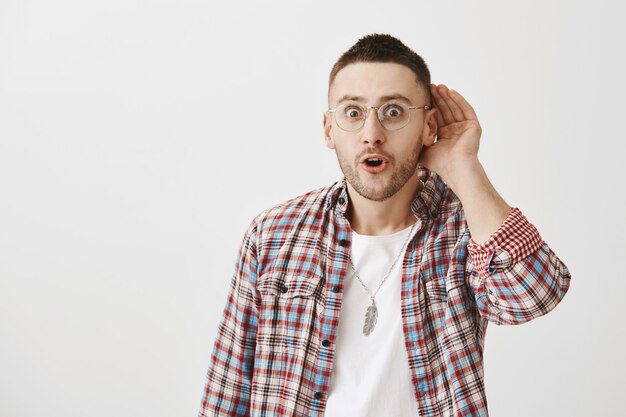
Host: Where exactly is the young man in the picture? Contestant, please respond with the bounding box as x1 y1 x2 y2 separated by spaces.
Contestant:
198 34 571 417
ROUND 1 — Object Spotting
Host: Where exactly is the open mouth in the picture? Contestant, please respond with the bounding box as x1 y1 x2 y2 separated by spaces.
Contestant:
360 155 388 173
364 158 384 167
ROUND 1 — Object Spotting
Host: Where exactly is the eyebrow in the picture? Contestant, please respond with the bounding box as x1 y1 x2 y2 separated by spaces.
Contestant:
335 94 414 106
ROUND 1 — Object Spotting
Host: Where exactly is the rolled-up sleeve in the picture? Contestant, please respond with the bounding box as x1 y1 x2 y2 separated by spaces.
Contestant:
466 207 571 325
199 222 259 416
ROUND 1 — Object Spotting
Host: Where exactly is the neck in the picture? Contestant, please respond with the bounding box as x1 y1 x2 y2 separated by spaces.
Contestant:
345 175 422 236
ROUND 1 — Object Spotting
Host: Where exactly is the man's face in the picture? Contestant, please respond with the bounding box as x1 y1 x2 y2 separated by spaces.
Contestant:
323 62 436 202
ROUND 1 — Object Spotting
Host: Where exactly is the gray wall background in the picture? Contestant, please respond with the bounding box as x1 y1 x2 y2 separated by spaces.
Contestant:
1 0 624 415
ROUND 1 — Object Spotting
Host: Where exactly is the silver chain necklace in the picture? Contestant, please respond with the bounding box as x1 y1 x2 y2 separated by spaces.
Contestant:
348 220 416 336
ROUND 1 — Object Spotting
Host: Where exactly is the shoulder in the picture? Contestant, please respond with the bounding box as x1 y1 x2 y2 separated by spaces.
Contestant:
247 181 340 237
419 166 464 220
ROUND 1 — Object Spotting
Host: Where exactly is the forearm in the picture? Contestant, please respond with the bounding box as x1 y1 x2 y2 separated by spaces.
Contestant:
444 158 512 245
464 209 571 325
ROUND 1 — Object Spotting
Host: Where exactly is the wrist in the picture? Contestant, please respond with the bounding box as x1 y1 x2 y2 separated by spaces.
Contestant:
442 157 484 193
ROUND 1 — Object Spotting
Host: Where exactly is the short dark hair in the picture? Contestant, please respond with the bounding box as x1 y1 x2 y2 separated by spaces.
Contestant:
328 33 431 103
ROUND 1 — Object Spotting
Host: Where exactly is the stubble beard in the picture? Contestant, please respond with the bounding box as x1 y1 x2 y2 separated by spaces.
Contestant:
337 142 422 202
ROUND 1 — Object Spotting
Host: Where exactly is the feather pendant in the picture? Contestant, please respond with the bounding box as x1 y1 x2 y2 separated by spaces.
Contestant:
363 303 378 336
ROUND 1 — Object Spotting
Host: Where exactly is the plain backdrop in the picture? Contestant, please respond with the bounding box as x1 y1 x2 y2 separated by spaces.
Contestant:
1 0 625 416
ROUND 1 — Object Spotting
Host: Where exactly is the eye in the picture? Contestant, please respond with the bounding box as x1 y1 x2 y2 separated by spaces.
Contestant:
383 104 403 118
344 105 363 119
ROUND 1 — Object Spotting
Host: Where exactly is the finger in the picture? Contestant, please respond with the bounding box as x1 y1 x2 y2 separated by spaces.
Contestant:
440 86 465 121
430 84 455 125
447 88 479 121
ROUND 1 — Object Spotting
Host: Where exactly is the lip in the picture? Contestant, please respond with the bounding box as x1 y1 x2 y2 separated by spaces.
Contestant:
359 154 389 164
360 154 389 174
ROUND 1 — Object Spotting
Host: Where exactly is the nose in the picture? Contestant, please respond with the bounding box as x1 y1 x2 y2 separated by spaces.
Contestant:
360 107 386 147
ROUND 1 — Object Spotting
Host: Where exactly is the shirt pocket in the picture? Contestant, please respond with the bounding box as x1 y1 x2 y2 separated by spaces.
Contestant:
419 266 448 302
256 269 325 354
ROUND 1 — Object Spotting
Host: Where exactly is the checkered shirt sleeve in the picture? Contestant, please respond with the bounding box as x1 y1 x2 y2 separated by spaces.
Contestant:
199 222 259 416
467 207 571 325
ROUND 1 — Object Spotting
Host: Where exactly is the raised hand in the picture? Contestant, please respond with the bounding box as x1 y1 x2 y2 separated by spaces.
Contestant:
418 83 511 244
418 84 482 181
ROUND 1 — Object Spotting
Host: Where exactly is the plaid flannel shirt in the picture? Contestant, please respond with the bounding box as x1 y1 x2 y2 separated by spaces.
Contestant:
199 166 571 417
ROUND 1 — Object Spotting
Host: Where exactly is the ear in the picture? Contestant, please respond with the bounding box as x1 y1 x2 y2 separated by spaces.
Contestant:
323 111 336 149
422 107 438 146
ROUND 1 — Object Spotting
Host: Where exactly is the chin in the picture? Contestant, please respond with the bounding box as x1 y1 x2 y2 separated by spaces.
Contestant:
353 181 400 202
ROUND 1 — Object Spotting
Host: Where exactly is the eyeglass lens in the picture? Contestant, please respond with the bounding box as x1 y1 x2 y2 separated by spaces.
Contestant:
335 102 410 131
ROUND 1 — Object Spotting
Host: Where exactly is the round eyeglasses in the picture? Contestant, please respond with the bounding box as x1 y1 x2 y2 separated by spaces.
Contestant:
327 101 430 132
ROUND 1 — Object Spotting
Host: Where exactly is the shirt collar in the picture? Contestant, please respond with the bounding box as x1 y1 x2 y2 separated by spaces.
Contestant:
325 165 449 221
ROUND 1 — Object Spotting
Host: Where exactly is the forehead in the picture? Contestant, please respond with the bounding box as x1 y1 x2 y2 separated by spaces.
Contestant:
329 62 424 106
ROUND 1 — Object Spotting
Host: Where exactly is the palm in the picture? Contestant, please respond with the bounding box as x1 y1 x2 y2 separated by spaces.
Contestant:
418 85 482 177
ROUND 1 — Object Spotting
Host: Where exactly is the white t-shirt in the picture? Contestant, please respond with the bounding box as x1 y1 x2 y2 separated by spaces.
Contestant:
324 223 420 417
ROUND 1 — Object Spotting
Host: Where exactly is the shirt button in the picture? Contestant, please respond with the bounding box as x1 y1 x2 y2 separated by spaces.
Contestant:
339 239 348 247
338 197 345 205
314 391 323 400
279 284 288 294
322 339 330 347
331 285 340 293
